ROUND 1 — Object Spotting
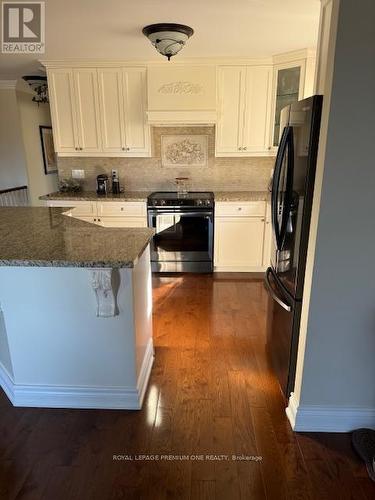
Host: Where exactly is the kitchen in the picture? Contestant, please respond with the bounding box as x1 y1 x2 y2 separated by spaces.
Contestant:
0 0 374 498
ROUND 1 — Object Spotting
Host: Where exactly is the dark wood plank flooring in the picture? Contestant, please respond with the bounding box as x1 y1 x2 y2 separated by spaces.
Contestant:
0 274 374 499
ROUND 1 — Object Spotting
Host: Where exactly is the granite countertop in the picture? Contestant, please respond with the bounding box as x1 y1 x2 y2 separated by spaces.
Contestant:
39 191 151 202
214 191 270 202
40 190 270 203
0 207 154 268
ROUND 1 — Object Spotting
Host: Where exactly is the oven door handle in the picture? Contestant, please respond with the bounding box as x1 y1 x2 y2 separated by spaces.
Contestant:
148 210 213 218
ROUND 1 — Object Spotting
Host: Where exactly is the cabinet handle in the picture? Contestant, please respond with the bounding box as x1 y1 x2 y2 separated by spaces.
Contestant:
238 147 242 151
243 146 247 150
80 147 83 151
120 207 124 211
261 218 265 222
268 146 271 150
238 207 242 211
75 147 78 151
94 218 97 222
127 147 130 151
122 147 125 151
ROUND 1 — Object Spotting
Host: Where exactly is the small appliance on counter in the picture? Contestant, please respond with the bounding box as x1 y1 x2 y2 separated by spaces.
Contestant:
111 171 121 194
96 174 109 195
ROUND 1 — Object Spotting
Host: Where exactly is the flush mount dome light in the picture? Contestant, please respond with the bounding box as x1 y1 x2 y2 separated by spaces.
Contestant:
142 23 194 61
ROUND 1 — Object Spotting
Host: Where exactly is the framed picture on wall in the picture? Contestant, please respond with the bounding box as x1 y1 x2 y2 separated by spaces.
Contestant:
39 126 57 175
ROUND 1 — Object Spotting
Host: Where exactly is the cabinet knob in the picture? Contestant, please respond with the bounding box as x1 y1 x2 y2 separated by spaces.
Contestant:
122 147 125 151
238 207 242 211
75 147 78 151
127 147 130 151
238 147 242 151
120 207 124 211
261 218 265 222
243 146 247 151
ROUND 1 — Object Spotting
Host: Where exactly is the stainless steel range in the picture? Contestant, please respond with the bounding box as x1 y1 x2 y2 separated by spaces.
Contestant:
147 192 214 273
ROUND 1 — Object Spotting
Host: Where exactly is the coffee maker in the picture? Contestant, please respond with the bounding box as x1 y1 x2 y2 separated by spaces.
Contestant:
96 175 109 195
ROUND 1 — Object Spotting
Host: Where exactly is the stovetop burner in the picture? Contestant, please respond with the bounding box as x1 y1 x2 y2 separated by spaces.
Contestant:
147 191 214 208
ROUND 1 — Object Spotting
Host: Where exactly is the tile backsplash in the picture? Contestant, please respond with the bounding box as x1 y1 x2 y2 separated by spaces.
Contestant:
57 126 274 192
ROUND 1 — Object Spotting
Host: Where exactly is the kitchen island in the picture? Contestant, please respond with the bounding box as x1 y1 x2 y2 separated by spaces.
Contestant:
0 207 154 409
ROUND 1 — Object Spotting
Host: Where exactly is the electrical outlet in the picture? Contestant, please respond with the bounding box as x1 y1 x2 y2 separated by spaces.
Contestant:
111 169 118 178
71 169 85 179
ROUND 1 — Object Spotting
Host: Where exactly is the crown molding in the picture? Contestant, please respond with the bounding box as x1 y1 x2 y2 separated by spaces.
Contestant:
273 48 316 65
0 80 17 90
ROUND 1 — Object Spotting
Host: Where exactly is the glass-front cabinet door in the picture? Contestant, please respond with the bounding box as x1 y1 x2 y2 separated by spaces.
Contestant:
272 61 305 148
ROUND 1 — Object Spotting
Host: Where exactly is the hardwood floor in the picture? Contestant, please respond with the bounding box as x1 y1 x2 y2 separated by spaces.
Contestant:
0 273 374 499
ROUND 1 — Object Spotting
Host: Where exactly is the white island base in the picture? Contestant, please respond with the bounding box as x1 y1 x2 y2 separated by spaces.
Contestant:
0 247 154 410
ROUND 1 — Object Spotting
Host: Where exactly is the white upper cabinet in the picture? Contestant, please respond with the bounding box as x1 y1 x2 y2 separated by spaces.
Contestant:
97 67 150 155
215 66 245 154
48 66 150 157
216 65 272 156
49 68 102 153
73 69 102 152
122 68 150 154
242 66 272 154
97 68 125 153
48 69 78 153
270 51 316 149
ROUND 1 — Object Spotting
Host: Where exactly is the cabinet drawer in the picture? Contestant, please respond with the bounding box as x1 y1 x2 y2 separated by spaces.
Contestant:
45 200 97 217
215 201 265 217
99 217 147 228
97 201 146 217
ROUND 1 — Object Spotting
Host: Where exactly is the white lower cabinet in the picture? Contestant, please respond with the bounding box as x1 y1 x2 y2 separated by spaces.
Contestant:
44 200 147 228
214 201 269 271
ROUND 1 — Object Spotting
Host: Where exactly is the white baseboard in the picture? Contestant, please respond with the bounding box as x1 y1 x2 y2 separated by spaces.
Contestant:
136 338 155 408
287 392 375 432
0 339 154 410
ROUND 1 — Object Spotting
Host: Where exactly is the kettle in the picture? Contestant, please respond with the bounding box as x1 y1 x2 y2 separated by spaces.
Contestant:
96 174 109 195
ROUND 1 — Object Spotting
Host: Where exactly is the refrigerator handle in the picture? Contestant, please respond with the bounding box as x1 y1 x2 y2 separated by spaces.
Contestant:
271 126 294 251
264 268 292 312
271 127 288 250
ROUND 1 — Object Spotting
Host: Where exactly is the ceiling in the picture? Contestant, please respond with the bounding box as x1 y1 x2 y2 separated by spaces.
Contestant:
0 0 321 79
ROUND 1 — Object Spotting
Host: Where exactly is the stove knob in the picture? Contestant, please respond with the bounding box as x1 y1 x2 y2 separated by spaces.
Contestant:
205 200 211 206
160 199 166 206
196 199 203 206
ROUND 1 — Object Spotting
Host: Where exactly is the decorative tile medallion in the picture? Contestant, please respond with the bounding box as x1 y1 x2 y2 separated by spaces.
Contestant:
161 135 208 167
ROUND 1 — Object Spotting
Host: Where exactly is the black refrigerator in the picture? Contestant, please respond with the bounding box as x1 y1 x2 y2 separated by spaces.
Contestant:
265 95 323 399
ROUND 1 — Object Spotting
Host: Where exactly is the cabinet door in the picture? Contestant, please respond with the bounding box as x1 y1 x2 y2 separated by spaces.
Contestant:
122 68 150 155
216 66 246 154
271 61 306 148
214 217 265 268
47 69 79 153
243 66 272 153
97 69 125 152
73 69 102 152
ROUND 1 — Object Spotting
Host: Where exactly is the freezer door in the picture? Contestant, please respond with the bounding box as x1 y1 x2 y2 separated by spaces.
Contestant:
265 267 300 398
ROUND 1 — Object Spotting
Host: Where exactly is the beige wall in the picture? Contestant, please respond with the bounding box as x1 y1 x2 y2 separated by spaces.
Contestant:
289 0 375 430
16 86 58 206
57 126 274 192
0 87 28 190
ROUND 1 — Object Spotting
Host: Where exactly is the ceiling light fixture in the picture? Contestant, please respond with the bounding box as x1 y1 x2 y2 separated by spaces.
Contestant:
22 75 49 105
142 23 194 61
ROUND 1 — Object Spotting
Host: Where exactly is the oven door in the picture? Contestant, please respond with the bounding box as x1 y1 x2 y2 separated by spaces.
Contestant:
148 209 213 266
